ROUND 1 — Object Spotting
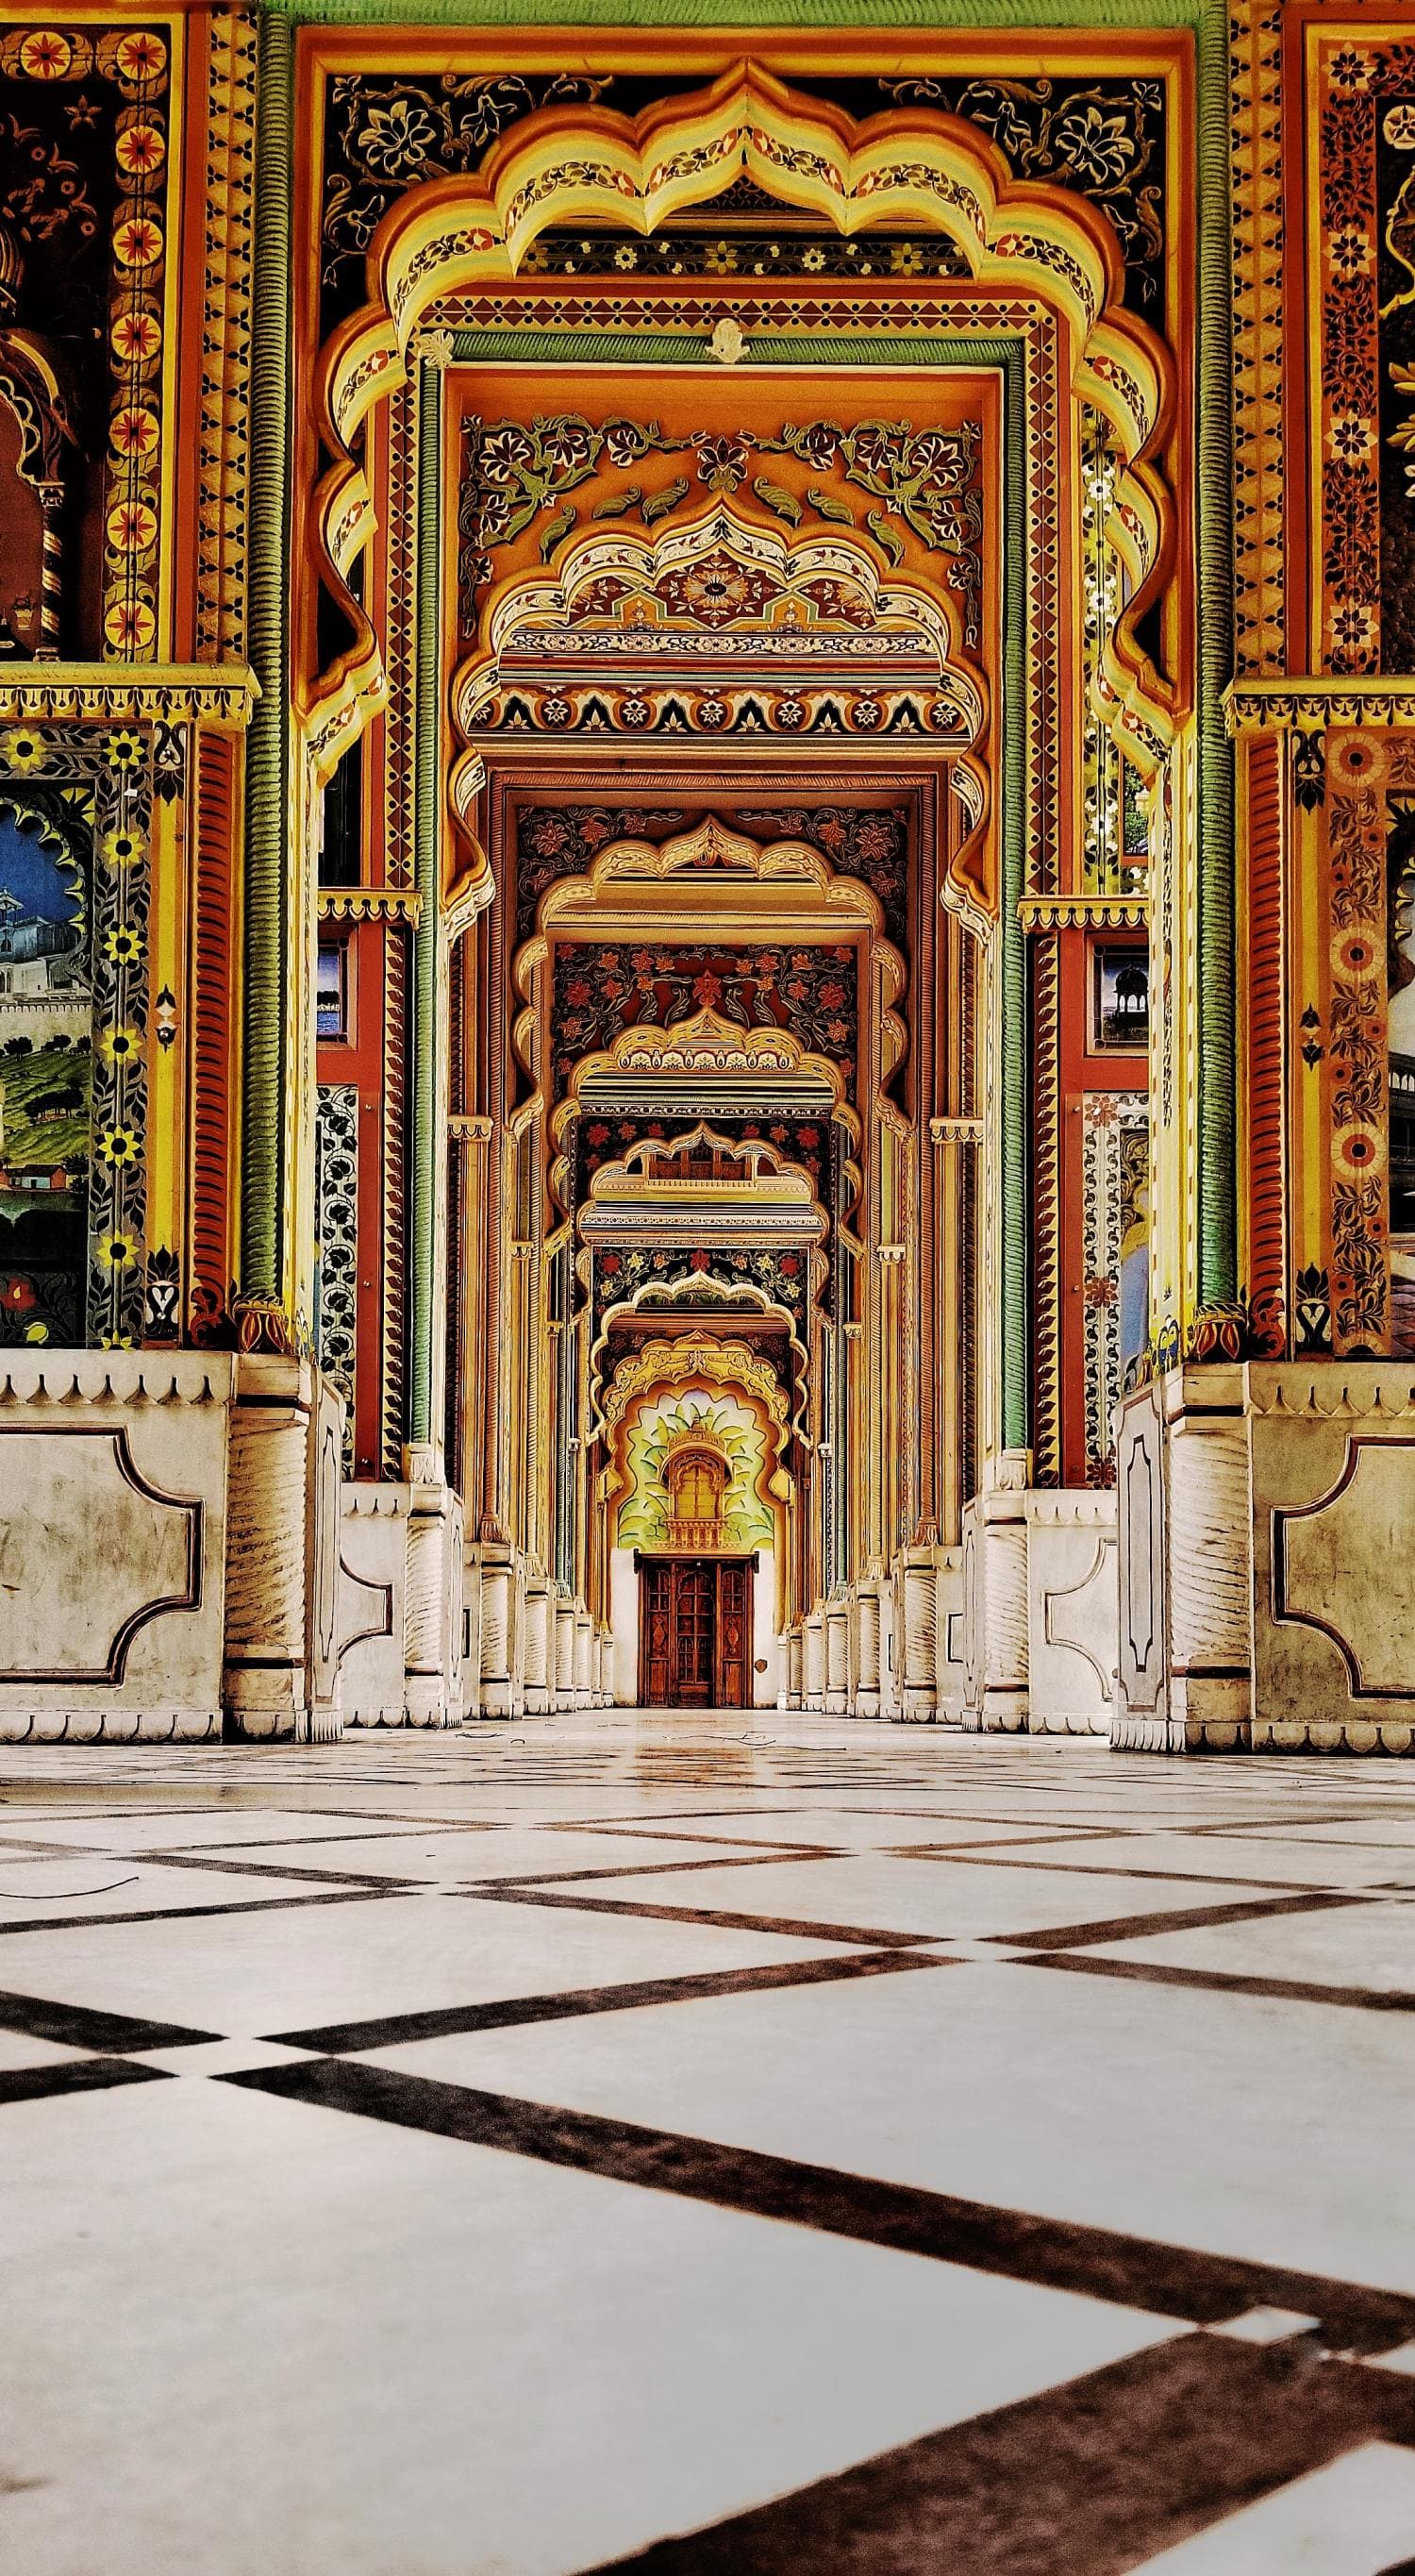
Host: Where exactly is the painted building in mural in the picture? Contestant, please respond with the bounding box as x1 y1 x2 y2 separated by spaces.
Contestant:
0 0 1408 1753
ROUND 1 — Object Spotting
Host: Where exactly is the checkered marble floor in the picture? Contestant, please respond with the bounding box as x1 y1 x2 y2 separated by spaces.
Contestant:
5 1711 1415 2573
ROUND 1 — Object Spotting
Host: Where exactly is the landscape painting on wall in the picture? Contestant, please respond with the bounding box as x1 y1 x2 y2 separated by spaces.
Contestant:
0 806 92 1345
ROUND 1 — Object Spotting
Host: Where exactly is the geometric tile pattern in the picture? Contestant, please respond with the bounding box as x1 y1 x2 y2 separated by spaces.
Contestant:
4 1717 1415 2569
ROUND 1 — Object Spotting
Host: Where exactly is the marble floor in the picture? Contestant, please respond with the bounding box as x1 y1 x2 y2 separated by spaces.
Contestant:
4 1715 1415 2574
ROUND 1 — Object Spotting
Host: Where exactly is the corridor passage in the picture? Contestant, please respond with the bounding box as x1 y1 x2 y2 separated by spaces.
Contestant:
4 1715 1415 2572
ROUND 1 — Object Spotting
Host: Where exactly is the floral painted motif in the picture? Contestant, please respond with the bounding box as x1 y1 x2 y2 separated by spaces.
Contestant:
320 70 614 324
0 720 158 1347
517 801 910 948
458 412 687 623
874 73 1165 310
460 410 985 646
574 1110 830 1209
551 940 858 1098
0 26 171 661
591 1240 809 1331
1313 39 1415 670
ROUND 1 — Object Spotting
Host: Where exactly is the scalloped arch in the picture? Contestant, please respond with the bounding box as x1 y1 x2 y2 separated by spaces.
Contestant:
307 59 1178 857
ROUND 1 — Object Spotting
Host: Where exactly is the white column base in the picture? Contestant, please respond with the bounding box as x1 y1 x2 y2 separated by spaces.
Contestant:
223 1355 343 1742
961 1464 1030 1732
896 1547 941 1721
934 1546 965 1723
336 1465 463 1729
824 1598 849 1715
522 1572 555 1714
1116 1361 1415 1756
961 1467 1116 1737
0 1352 235 1745
472 1544 524 1718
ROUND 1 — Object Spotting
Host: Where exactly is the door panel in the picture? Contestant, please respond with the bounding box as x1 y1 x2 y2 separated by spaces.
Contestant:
638 1558 755 1708
674 1562 714 1704
716 1561 751 1706
640 1563 674 1705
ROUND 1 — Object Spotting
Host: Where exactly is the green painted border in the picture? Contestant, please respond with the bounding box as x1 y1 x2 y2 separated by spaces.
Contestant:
410 358 443 1447
241 8 293 1301
454 323 1029 1445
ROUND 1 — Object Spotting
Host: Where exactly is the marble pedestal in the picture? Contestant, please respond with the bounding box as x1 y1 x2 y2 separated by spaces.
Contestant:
962 1474 1117 1735
934 1547 966 1723
338 1485 409 1728
895 1547 941 1721
471 1543 524 1718
337 1471 463 1730
0 1350 346 1744
222 1354 344 1742
523 1573 555 1714
803 1612 825 1714
1116 1361 1415 1754
851 1582 884 1718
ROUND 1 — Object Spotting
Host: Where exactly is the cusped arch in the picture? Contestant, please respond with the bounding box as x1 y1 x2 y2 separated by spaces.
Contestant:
307 60 1178 845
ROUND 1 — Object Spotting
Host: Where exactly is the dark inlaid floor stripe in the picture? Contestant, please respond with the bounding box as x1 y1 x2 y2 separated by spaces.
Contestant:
0 2055 173 2109
893 1847 1342 1894
479 1851 842 1890
992 1887 1367 1952
221 2058 1415 2351
1025 1950 1415 2016
474 1886 936 1948
0 1986 218 2053
144 1848 419 1889
0 1886 407 1936
267 1946 955 2056
586 2329 1415 2574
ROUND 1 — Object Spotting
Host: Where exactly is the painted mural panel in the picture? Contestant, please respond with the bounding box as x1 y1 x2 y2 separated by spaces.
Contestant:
0 801 89 1341
616 1388 774 1554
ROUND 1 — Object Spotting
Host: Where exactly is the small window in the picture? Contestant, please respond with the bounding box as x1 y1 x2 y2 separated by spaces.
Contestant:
316 942 348 1044
1090 944 1149 1053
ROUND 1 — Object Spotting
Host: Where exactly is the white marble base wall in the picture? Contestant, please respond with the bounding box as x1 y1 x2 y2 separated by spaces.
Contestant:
1116 1361 1415 1755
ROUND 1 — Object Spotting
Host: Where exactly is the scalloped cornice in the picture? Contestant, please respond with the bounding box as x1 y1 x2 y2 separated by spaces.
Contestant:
0 664 258 728
1224 678 1415 735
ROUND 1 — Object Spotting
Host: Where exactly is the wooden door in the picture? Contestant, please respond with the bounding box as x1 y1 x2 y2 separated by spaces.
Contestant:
638 1558 755 1708
715 1559 751 1706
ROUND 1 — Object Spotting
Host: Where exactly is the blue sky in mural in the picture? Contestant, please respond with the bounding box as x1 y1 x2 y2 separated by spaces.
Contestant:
0 811 81 927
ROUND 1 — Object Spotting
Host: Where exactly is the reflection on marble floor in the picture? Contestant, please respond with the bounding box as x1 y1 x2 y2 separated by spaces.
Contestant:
4 1715 1415 2574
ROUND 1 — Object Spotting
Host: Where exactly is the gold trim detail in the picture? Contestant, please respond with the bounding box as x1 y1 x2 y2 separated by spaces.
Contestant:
0 665 258 726
317 886 423 925
1019 895 1149 929
1225 680 1415 733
